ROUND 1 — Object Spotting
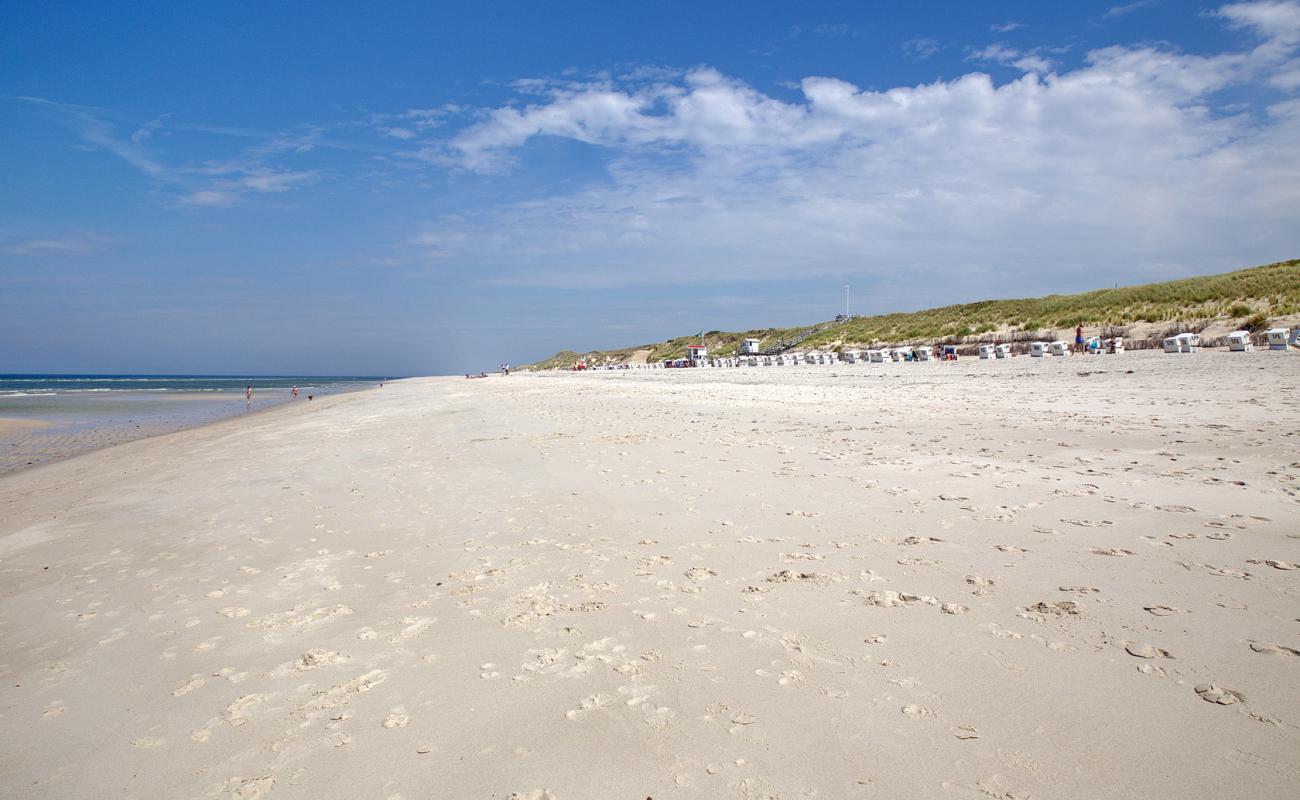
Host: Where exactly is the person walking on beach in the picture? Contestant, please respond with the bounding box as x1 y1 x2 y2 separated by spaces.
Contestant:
1074 324 1085 354
291 385 299 399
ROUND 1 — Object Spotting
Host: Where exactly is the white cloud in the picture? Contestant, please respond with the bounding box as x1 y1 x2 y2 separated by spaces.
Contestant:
3 234 109 256
179 189 239 208
238 170 319 193
409 3 1300 295
902 37 942 60
1105 1 1159 18
991 21 1026 33
969 43 1055 73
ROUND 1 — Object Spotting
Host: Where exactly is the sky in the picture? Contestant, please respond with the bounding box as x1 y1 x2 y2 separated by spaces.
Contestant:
2 0 1299 376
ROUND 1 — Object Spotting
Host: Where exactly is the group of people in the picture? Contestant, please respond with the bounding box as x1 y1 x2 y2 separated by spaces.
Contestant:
243 385 313 405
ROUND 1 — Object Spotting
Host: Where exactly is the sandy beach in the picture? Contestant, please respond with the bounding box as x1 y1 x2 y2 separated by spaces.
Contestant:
1 351 1297 799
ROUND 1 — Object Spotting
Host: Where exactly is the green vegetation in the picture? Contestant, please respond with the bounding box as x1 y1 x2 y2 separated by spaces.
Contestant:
528 259 1299 368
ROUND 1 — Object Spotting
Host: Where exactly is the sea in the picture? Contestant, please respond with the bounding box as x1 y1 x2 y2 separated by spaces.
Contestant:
0 374 397 474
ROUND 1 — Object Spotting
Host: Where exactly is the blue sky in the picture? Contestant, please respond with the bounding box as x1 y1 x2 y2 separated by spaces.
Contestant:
3 1 1298 375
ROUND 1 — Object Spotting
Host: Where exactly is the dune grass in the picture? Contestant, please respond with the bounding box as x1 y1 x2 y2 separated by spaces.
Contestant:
529 259 1298 367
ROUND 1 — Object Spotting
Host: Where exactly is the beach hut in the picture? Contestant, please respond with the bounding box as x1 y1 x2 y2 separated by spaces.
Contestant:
686 344 708 364
978 344 996 359
1226 330 1253 352
741 338 762 355
1266 328 1290 351
1029 342 1049 358
1049 341 1071 357
915 346 933 361
994 344 1012 358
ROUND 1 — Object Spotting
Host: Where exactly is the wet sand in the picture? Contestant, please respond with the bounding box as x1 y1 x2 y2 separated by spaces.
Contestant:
0 351 1297 799
1 392 300 475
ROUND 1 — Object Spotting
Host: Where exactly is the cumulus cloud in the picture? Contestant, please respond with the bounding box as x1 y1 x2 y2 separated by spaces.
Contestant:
409 2 1300 297
968 43 1054 73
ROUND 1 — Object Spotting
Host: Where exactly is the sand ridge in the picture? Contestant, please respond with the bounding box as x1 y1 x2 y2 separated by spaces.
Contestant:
0 351 1297 798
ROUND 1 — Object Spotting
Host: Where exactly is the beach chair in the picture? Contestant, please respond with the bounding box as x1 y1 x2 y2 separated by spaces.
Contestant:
915 346 933 361
994 343 1012 359
1266 328 1290 351
978 344 995 359
1029 342 1049 357
1226 331 1252 352
1049 341 1070 356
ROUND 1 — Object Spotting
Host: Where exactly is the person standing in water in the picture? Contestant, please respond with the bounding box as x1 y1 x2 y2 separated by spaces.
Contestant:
291 386 299 399
245 385 253 409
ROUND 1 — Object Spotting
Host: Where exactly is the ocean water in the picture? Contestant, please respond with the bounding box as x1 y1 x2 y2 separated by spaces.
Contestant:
0 374 391 396
0 374 398 473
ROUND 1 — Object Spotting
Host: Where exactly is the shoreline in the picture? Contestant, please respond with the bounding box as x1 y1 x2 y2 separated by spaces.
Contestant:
0 382 388 477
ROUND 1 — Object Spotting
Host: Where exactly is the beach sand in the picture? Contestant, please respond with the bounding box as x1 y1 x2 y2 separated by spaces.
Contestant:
1 351 1297 799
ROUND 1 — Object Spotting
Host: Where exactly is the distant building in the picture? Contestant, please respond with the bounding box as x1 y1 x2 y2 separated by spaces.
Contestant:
741 338 762 354
686 344 708 363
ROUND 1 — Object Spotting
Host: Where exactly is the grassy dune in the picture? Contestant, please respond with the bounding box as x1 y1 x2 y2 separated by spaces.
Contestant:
530 259 1298 368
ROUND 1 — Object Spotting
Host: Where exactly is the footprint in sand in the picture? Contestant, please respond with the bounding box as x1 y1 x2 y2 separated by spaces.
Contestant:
1247 559 1298 571
171 675 206 696
1195 684 1244 705
382 707 410 728
1091 548 1134 557
1025 601 1082 617
1064 519 1113 528
1124 642 1172 659
565 693 615 719
1249 643 1300 656
1144 605 1189 616
901 704 935 719
965 575 995 595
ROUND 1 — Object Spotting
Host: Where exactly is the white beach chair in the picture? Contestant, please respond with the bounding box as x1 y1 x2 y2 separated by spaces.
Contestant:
1266 328 1290 351
1163 336 1181 353
1029 342 1049 358
978 344 995 359
915 346 933 361
994 343 1012 359
1226 331 1252 351
1049 341 1070 356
